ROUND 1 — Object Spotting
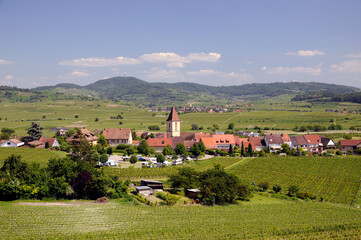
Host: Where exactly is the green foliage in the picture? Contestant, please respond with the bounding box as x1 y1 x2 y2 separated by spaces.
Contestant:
175 143 186 155
97 134 107 146
148 125 160 130
156 153 165 163
258 181 270 191
1 127 15 136
169 167 199 192
130 155 138 164
198 141 206 153
99 153 108 164
228 122 234 130
190 143 201 157
27 122 43 140
162 144 173 155
272 184 282 193
137 140 149 155
156 192 180 206
199 164 251 205
191 123 199 130
287 185 300 197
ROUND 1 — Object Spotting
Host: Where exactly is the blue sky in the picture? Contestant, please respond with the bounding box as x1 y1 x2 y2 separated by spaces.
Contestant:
1 0 361 88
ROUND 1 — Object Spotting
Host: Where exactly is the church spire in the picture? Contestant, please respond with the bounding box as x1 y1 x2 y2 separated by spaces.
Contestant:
166 106 180 121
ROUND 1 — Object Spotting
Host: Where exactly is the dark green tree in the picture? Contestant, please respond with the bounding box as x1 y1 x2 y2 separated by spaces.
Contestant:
162 144 173 155
175 143 186 155
130 155 138 164
156 153 165 163
138 140 150 155
248 143 253 157
169 167 199 192
27 122 43 140
97 134 107 146
228 122 234 130
228 144 234 154
198 141 206 153
190 143 201 157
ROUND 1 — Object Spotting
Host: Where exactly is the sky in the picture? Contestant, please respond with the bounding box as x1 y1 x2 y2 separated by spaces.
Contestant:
0 0 361 88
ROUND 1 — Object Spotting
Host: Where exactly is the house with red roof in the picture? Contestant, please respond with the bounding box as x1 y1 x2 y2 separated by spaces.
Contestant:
102 128 132 146
248 136 265 151
304 135 322 154
146 138 172 152
339 140 361 153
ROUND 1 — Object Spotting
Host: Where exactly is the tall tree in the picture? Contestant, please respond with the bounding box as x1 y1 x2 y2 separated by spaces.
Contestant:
240 142 244 156
138 140 150 155
248 143 253 157
198 141 206 153
175 143 186 155
27 122 43 140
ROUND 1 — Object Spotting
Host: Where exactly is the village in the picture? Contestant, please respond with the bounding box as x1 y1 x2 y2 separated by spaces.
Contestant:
1 107 361 165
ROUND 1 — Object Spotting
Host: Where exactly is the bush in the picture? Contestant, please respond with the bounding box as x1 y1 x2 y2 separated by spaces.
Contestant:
258 181 270 191
287 185 299 197
272 184 282 193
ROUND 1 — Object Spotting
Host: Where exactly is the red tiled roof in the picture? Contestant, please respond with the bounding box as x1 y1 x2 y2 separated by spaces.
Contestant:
200 137 217 150
265 134 283 144
339 140 361 147
67 128 99 142
147 138 172 147
291 135 308 146
39 138 56 146
103 128 131 140
212 134 236 145
28 140 44 147
304 134 321 145
166 107 180 121
281 134 292 143
249 137 264 147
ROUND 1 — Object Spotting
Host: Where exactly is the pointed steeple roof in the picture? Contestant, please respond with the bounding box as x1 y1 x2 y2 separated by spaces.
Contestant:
166 107 180 121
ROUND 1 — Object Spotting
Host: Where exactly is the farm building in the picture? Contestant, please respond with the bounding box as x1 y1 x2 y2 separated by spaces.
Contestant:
102 128 133 146
186 189 200 199
141 179 164 190
135 186 152 196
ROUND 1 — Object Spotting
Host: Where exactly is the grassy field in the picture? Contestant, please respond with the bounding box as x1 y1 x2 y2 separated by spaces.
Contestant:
0 148 66 167
1 98 360 137
1 195 361 239
228 156 361 205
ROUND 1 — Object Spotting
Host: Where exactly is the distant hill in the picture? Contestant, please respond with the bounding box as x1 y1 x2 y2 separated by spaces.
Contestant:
28 77 361 106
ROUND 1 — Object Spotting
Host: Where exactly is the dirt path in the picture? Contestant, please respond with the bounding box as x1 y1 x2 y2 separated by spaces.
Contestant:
225 157 254 170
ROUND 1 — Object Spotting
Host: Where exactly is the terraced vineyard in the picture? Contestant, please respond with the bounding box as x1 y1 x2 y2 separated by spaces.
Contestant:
1 196 361 239
228 156 361 204
184 157 245 171
0 148 66 167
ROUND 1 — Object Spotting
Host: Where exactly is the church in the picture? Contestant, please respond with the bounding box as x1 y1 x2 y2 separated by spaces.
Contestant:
146 107 211 152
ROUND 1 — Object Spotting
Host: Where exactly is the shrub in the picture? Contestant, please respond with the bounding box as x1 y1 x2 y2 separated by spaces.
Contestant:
258 181 270 191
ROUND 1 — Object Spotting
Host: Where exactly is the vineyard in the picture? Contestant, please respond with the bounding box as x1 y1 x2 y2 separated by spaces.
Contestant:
0 148 65 167
1 196 361 239
228 156 361 204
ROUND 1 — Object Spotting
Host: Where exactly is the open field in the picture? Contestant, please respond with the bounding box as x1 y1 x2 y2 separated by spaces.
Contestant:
1 195 361 239
228 156 361 205
0 98 361 137
0 148 66 167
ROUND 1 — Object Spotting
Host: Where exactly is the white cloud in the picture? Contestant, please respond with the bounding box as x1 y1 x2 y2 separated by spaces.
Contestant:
262 64 322 75
0 59 14 65
71 70 90 77
60 52 221 68
59 57 139 67
331 60 361 73
186 52 221 62
140 52 189 68
345 53 361 58
5 75 13 80
285 50 324 56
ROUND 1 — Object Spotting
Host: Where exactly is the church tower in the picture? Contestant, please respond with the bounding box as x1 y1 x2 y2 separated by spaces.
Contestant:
166 107 181 138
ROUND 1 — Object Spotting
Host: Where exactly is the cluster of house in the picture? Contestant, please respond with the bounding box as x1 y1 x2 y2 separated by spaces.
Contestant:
325 109 358 114
2 107 361 155
0 138 60 149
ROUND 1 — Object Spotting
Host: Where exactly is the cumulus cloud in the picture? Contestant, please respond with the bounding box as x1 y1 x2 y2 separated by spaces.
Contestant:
262 64 322 75
59 57 139 67
71 70 90 77
331 60 361 73
186 52 221 62
139 52 189 68
60 52 221 68
345 53 361 58
285 50 324 56
0 59 14 65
